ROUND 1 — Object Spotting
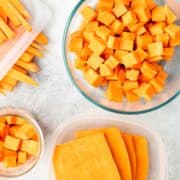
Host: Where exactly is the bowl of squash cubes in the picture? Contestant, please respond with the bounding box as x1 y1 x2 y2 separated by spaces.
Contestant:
63 0 180 114
0 107 43 178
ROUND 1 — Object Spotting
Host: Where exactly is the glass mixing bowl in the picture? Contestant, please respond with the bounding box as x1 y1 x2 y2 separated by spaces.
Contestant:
63 0 180 114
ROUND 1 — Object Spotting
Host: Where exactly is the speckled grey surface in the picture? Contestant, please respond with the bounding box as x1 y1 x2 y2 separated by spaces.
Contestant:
0 0 179 180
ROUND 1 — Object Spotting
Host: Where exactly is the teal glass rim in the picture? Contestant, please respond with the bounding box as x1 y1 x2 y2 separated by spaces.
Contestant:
62 0 180 115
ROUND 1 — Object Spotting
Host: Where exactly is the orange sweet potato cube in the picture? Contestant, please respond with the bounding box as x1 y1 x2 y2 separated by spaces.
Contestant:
140 62 158 79
4 155 17 167
79 46 92 60
148 42 163 57
135 48 148 62
4 135 21 151
83 31 95 43
155 33 169 47
165 24 180 39
97 11 115 26
0 122 9 139
126 69 140 81
81 6 97 22
137 26 147 35
150 78 164 93
136 35 153 50
96 25 111 41
107 36 120 49
18 151 27 164
75 58 86 69
131 0 146 8
146 0 156 9
87 54 104 70
140 83 156 101
114 50 129 62
164 5 177 24
126 92 139 102
121 52 139 68
88 38 106 55
123 81 139 91
100 64 112 76
69 36 83 54
170 37 180 46
134 8 151 23
105 55 120 69
110 20 124 35
121 32 136 40
163 48 174 57
149 23 165 35
119 38 134 51
122 11 137 26
97 0 114 11
113 3 128 18
20 140 39 156
152 6 166 22
85 69 104 87
156 70 168 83
106 81 123 102
127 23 143 33
147 56 163 62
85 21 99 32
5 116 16 124
102 48 114 59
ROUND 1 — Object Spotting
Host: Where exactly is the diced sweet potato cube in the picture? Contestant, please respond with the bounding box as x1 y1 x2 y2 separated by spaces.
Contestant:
85 21 99 32
100 64 112 76
88 38 106 55
135 48 148 62
149 23 165 35
123 81 139 91
97 0 114 11
140 83 156 100
131 0 146 8
106 81 123 102
75 58 86 69
148 42 163 57
18 151 27 164
156 70 168 83
110 20 124 35
127 23 143 33
146 0 156 9
113 3 128 18
122 11 137 25
83 31 95 43
140 62 158 80
164 5 177 24
105 55 120 69
147 56 163 62
5 116 16 124
4 135 21 151
3 148 17 157
85 69 104 87
121 32 136 40
170 37 180 46
9 123 36 140
107 36 120 49
20 140 39 156
96 25 111 41
79 47 92 60
121 52 139 68
152 6 166 22
163 48 174 57
165 24 180 39
97 11 115 26
150 78 164 93
126 92 139 102
155 33 169 47
136 35 153 50
87 54 104 70
0 122 9 139
81 6 97 22
69 36 83 54
35 33 48 45
118 68 126 84
4 155 17 168
137 26 147 35
134 8 151 22
114 50 129 62
119 38 134 51
126 69 140 81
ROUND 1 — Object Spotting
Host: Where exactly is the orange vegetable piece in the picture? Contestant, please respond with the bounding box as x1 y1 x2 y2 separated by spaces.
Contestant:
87 54 104 70
96 25 111 41
148 42 163 57
163 48 174 57
121 32 136 40
110 20 124 35
126 92 140 102
121 52 139 68
4 155 17 168
126 69 139 81
18 151 27 164
107 36 120 49
0 122 9 139
123 81 139 91
4 135 21 151
76 128 132 180
100 64 112 77
35 33 48 45
81 6 97 22
97 0 114 11
152 6 166 22
123 134 137 179
164 5 177 24
140 83 156 100
155 33 169 47
133 135 149 180
119 38 134 51
105 55 120 70
113 3 128 18
165 24 180 39
69 36 83 55
106 81 123 102
134 8 151 23
150 77 164 93
97 11 115 26
122 11 137 26
135 48 148 62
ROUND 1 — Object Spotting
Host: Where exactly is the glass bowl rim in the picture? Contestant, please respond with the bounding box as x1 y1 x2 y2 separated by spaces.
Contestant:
62 0 180 115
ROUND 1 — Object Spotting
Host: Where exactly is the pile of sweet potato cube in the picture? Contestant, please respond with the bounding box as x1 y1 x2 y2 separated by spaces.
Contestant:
69 0 180 102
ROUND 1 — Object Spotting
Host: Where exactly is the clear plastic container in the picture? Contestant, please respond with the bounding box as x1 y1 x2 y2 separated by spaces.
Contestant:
0 0 51 80
0 107 44 178
48 115 167 180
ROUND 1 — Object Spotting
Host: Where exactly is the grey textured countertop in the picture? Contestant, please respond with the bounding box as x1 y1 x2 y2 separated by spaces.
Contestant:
0 0 179 179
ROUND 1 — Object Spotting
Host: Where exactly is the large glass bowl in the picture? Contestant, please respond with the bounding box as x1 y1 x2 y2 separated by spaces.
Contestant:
63 0 180 114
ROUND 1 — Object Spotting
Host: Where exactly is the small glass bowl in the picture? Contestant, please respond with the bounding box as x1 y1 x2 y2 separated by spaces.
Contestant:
62 0 180 114
0 107 44 178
